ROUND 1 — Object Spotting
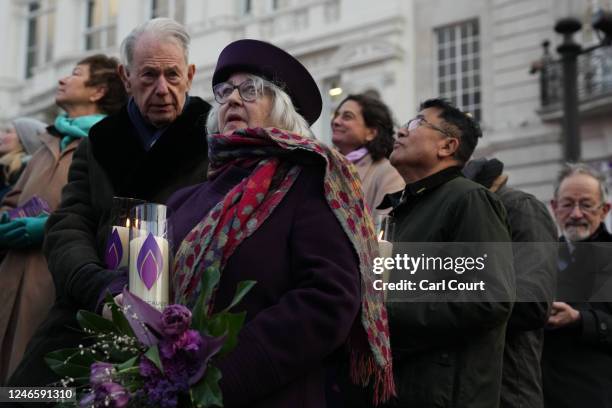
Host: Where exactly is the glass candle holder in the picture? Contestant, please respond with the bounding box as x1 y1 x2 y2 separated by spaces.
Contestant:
104 197 146 270
128 203 172 310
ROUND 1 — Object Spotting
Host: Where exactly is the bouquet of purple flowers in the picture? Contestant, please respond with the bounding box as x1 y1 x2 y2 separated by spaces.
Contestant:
46 267 255 407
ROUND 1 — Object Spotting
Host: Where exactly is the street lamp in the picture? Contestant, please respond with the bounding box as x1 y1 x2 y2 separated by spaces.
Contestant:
555 17 582 163
547 10 612 163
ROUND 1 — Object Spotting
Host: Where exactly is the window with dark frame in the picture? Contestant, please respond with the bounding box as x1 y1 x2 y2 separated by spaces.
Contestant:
25 0 56 78
435 19 481 121
84 0 118 51
151 0 185 23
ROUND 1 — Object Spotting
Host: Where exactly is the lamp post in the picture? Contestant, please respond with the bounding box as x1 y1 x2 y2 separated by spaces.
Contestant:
554 17 582 163
547 10 612 163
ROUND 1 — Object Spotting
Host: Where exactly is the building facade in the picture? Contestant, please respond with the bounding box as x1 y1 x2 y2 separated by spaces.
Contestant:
1 0 611 201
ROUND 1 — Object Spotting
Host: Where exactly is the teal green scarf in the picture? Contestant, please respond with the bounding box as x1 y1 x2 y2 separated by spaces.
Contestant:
54 113 106 151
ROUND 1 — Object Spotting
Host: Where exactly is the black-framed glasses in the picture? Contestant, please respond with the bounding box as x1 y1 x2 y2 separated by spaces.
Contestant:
213 79 261 104
402 117 455 138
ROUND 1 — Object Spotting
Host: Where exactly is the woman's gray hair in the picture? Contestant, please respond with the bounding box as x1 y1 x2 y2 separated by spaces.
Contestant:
554 162 609 202
207 74 314 138
120 18 190 70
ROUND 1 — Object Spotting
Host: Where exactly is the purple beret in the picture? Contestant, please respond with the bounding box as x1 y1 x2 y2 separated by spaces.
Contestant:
212 39 322 125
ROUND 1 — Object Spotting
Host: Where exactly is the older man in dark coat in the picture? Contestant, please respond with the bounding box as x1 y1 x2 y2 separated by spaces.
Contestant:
381 99 514 408
8 18 211 388
542 163 612 407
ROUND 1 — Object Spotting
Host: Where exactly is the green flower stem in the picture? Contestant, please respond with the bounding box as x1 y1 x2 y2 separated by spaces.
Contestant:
117 366 140 375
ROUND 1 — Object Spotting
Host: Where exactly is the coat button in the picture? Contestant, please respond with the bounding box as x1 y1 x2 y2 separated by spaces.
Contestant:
600 322 608 331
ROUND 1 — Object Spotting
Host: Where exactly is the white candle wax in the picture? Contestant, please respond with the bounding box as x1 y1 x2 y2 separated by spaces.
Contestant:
378 239 393 259
378 239 393 300
129 234 170 310
113 226 130 268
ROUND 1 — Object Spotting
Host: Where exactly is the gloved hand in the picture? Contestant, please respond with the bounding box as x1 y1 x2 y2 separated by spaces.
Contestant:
0 215 48 249
0 219 25 247
0 212 9 224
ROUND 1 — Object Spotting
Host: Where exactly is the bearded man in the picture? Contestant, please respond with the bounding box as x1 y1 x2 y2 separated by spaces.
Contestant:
542 163 612 407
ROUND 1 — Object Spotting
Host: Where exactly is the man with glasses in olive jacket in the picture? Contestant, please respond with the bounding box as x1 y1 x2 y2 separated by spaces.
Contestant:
378 98 514 408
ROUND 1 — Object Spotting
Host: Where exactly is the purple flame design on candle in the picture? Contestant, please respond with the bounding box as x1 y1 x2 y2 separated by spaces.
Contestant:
104 228 123 269
137 233 164 290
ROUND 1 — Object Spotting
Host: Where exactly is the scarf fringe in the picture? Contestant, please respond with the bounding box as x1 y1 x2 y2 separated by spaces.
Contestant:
349 349 396 406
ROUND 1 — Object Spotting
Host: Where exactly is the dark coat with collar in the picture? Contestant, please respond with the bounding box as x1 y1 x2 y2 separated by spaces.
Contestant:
542 225 612 408
495 186 557 408
7 97 211 388
167 163 361 408
383 167 514 408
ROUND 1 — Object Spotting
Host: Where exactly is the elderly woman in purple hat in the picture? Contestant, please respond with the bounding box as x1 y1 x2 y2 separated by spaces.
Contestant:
167 39 395 407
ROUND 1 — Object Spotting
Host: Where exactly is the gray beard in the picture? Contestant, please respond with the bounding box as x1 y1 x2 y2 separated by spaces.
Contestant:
562 225 592 242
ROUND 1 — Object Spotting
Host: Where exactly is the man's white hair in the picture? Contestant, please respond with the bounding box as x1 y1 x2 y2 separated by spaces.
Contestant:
120 18 190 70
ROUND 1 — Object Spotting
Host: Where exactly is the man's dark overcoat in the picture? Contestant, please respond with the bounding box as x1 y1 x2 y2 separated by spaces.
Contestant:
8 97 211 387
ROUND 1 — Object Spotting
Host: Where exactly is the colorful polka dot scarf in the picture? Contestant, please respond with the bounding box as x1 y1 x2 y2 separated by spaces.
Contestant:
173 127 395 404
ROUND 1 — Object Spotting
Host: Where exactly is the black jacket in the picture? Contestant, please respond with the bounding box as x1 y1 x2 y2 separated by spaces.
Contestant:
384 167 514 408
7 97 211 388
542 224 612 408
496 186 557 408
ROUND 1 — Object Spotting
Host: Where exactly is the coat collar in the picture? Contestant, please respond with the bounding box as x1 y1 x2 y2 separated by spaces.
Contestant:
89 97 211 196
560 223 612 244
378 165 462 210
42 126 80 161
353 151 373 171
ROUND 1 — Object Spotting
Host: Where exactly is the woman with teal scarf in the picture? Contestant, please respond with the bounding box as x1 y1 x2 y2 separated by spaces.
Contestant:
0 54 128 383
54 113 106 152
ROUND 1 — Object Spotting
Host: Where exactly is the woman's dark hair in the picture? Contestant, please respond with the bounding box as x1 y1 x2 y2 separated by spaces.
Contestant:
337 93 395 161
78 54 127 115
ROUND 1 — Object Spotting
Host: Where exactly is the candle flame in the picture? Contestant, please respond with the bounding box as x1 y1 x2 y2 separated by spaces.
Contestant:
378 230 384 240
125 218 131 228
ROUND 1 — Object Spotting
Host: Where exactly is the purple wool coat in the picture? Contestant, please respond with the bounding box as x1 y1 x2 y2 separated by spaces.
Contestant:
167 163 361 408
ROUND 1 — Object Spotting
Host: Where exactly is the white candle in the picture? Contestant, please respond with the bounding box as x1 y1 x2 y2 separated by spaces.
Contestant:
113 226 130 268
105 225 130 269
129 233 170 310
378 237 393 259
378 231 393 300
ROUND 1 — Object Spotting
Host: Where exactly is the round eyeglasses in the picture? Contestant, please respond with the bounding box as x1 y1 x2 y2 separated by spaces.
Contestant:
213 79 261 104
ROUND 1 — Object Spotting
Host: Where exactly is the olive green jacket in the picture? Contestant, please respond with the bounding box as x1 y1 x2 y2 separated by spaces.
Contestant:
383 167 514 408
